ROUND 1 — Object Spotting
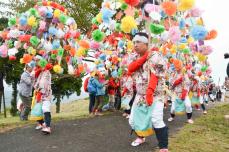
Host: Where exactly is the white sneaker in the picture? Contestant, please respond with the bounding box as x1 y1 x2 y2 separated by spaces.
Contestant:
187 119 194 124
131 137 145 147
168 117 174 122
203 111 207 114
42 127 51 134
126 115 130 119
35 123 45 130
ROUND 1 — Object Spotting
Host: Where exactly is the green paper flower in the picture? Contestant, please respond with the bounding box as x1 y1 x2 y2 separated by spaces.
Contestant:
59 14 67 24
29 8 39 17
7 40 14 48
8 18 16 26
201 66 208 72
92 18 99 25
58 48 64 56
118 68 123 76
38 59 48 68
92 29 105 42
150 23 165 35
115 23 121 32
30 36 40 46
182 48 190 54
51 54 57 59
121 3 128 10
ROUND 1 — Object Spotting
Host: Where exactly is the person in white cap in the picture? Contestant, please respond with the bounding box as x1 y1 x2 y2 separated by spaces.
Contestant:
19 63 35 120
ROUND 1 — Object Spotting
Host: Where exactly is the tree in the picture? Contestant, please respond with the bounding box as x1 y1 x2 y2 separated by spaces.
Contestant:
8 0 103 34
52 74 82 113
1 1 99 113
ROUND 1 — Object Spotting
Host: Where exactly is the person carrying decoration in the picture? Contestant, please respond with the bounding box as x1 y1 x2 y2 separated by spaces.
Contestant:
19 63 35 121
128 32 169 152
168 66 194 124
190 76 207 114
34 63 53 134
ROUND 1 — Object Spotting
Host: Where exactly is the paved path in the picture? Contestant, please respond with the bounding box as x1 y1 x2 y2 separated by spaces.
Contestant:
0 104 215 152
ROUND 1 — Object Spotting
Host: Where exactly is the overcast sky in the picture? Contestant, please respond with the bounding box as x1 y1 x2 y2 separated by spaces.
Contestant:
1 0 228 85
195 0 229 85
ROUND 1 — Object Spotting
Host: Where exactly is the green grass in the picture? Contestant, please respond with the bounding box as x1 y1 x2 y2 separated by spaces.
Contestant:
0 99 90 133
169 103 229 152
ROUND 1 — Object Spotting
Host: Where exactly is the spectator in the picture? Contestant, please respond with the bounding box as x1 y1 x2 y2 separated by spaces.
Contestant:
19 63 35 121
0 71 4 113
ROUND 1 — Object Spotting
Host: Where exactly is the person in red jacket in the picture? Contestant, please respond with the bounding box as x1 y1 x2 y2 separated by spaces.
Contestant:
127 32 168 152
107 76 119 110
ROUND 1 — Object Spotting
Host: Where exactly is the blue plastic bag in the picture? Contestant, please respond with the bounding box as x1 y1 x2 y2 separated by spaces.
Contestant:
132 103 155 137
175 99 186 115
30 102 43 121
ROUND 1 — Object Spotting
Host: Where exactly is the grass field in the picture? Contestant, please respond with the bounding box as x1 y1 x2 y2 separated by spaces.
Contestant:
0 99 89 132
169 103 229 152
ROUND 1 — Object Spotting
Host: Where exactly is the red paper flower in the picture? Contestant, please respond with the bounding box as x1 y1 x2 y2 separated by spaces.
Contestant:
125 0 140 7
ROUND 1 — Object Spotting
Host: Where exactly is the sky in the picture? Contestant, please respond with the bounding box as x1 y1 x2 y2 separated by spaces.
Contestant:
195 0 229 85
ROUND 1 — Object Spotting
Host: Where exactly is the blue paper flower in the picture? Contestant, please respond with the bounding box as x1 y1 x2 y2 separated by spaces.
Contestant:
48 27 57 36
99 54 106 61
191 25 208 40
111 70 118 78
180 37 187 43
19 16 27 26
52 40 60 49
118 40 125 49
102 8 114 24
179 19 185 30
46 10 53 19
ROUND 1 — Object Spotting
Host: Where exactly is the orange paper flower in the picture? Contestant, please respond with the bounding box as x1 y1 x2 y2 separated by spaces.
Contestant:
162 1 177 16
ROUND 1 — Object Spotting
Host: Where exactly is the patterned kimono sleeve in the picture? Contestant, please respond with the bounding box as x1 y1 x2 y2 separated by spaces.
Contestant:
148 52 166 78
126 76 134 95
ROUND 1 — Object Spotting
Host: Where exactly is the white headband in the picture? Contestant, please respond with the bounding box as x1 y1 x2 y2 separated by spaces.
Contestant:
133 35 148 44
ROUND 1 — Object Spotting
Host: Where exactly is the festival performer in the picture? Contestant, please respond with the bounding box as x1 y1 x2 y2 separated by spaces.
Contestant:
190 76 207 114
168 67 194 124
120 68 134 118
128 32 168 152
34 63 53 134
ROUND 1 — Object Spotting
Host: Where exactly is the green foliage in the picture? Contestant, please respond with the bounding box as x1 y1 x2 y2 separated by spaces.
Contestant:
52 74 83 113
0 18 8 31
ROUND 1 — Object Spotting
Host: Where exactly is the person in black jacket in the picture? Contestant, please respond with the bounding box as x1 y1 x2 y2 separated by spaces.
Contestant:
0 71 4 113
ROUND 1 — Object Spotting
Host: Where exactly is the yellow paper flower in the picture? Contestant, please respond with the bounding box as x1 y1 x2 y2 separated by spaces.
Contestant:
76 47 86 57
31 49 36 56
20 58 24 64
196 18 204 26
53 64 62 74
121 16 137 33
187 37 194 43
96 13 102 23
178 43 186 50
127 40 134 50
28 16 37 27
54 9 61 18
178 0 195 11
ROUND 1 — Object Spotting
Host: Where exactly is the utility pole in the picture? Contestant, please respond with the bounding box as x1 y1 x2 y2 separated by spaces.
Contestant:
3 90 6 118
